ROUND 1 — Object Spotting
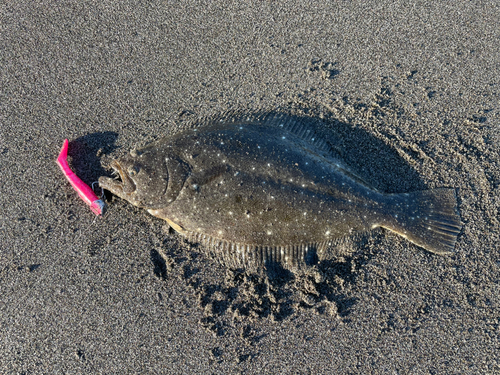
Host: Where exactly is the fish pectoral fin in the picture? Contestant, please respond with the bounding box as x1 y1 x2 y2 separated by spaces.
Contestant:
163 218 187 235
147 209 187 235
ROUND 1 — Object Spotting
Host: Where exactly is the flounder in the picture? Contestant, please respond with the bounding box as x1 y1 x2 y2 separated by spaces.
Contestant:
99 113 462 271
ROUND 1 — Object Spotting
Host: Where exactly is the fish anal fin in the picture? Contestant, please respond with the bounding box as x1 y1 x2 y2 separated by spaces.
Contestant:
185 231 329 272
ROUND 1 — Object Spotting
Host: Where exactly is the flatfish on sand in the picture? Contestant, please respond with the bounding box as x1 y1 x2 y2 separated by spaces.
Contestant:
99 113 462 271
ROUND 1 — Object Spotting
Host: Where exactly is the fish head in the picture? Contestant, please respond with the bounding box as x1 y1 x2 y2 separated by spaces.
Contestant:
98 147 171 209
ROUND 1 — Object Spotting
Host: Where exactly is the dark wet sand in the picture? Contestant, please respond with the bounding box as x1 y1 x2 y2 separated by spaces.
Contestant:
1 1 499 373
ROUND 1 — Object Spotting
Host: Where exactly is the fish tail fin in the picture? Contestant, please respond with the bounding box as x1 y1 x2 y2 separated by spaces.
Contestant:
382 188 462 254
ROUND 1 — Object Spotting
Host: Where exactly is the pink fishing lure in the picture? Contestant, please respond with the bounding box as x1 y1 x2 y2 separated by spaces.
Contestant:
57 139 105 215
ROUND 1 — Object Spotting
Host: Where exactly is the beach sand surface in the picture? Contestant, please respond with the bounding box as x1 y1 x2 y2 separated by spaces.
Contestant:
1 1 499 373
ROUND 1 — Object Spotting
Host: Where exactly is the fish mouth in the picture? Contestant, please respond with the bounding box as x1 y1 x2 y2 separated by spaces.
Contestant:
98 160 136 198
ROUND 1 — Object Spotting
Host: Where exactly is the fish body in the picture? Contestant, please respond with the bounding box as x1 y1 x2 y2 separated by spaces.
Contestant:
99 113 461 270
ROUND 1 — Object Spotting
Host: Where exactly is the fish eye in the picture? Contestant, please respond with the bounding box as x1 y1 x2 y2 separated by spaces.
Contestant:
128 165 140 176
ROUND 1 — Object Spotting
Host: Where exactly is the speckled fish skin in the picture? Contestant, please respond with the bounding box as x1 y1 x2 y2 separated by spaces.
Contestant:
99 113 462 270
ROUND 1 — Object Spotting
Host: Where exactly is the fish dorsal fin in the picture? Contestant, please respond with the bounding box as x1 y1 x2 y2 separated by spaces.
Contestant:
197 111 335 155
241 112 376 190
188 111 376 190
244 112 334 155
